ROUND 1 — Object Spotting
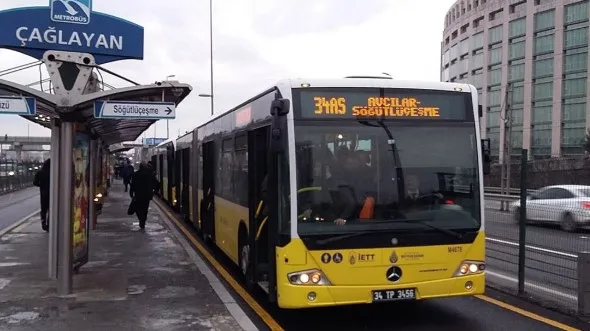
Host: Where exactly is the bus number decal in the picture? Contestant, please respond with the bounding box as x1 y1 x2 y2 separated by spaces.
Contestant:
313 97 346 115
448 246 462 253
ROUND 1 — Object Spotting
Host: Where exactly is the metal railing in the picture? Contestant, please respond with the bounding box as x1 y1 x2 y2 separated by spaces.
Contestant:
482 153 590 316
0 161 42 195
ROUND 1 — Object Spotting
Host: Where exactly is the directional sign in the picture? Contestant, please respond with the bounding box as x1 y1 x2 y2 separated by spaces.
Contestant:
0 96 36 115
94 100 176 119
143 138 167 146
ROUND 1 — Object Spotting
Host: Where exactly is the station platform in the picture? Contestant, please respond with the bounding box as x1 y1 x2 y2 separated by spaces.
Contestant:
0 182 256 331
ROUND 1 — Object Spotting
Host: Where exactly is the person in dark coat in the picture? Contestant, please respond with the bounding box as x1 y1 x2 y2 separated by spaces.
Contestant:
33 159 50 232
129 162 160 230
121 159 134 192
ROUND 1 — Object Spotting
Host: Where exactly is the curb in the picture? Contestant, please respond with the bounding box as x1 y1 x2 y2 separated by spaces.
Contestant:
0 209 41 237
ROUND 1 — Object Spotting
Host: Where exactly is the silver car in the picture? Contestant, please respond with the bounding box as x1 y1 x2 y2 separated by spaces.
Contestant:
509 185 590 232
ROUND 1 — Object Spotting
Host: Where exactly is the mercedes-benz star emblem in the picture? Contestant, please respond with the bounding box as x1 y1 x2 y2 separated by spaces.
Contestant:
386 266 402 282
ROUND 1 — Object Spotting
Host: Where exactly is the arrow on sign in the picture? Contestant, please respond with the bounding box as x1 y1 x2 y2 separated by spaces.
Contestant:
94 100 176 119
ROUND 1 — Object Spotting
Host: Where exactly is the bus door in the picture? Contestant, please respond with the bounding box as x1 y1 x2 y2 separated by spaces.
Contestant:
174 150 182 212
201 141 216 243
167 148 174 203
158 154 164 196
181 148 191 222
264 96 290 302
248 126 270 288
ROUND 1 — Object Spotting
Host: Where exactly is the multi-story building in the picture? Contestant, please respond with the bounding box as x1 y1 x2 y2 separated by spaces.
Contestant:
440 0 589 161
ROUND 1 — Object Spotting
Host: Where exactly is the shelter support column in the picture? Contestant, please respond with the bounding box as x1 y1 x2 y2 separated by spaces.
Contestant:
89 138 97 231
57 121 73 295
48 119 60 280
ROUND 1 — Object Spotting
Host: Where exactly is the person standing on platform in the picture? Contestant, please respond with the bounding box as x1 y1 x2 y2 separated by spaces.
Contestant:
33 159 50 232
129 162 160 230
121 159 134 192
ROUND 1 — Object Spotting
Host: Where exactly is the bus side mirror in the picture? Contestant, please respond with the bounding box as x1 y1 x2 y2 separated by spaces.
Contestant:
481 138 491 175
478 105 483 118
270 98 290 117
270 98 289 152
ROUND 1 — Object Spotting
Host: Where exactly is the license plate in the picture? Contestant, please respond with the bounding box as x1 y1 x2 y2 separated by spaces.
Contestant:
372 288 416 302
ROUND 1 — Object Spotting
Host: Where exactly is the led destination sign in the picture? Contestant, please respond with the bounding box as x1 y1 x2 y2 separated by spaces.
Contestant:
298 89 470 121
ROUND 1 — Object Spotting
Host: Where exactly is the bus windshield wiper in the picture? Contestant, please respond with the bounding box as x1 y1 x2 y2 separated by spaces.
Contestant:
393 218 463 239
314 231 375 245
313 219 463 246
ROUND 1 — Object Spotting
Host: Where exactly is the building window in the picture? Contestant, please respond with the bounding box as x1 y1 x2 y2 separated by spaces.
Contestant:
562 98 586 155
509 17 526 38
531 124 552 156
509 39 526 60
532 101 553 124
534 32 554 55
564 50 588 74
472 32 484 50
533 57 554 78
488 25 503 44
565 1 589 25
488 45 503 65
533 80 553 101
564 27 589 49
488 67 502 85
487 87 502 106
509 61 525 81
563 74 587 98
534 9 555 32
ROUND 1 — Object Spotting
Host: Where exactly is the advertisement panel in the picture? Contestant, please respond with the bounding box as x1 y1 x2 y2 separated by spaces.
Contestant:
72 131 90 269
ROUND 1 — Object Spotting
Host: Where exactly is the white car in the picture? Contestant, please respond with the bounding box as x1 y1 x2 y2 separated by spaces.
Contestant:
509 184 590 232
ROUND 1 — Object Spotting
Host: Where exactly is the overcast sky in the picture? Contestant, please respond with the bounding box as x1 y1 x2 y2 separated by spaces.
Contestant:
0 0 456 140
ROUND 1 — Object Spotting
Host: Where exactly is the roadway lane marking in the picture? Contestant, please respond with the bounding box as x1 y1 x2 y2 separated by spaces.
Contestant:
0 209 40 237
153 199 284 331
11 216 37 233
486 270 577 301
476 295 581 331
486 236 578 258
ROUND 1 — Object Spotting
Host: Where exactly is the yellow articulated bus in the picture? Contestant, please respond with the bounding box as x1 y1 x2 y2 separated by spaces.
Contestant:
152 138 177 206
175 77 492 309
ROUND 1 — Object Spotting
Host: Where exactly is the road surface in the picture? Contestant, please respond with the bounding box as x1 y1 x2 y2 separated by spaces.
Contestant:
0 187 40 233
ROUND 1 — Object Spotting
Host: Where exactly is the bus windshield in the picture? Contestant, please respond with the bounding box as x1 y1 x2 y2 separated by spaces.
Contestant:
293 121 481 239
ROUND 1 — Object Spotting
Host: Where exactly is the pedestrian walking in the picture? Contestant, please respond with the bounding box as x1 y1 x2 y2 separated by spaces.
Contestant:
33 158 50 232
129 162 159 230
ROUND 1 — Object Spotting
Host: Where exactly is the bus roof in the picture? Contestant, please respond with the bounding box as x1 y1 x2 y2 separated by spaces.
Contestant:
280 77 475 92
154 137 176 149
195 77 477 130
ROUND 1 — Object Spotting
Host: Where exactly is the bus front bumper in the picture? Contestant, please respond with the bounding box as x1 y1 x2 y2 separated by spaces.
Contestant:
276 273 485 309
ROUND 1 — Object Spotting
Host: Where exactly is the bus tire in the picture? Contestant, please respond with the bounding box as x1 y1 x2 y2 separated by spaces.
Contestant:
238 224 253 287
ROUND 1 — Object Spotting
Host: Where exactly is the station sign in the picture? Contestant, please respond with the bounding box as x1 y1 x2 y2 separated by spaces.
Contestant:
94 100 176 119
143 138 167 146
0 1 144 64
0 96 36 115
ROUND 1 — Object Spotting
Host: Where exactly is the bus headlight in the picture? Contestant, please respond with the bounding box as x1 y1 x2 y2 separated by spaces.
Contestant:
453 260 485 277
288 269 331 285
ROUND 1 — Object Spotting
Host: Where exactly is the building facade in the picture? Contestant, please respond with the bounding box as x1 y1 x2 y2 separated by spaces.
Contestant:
441 0 589 161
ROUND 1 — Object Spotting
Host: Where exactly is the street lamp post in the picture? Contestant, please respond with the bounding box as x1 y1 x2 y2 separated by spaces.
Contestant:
209 0 214 116
196 1 215 116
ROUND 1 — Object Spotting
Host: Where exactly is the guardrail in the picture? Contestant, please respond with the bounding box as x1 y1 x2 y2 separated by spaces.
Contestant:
0 174 35 195
484 186 536 195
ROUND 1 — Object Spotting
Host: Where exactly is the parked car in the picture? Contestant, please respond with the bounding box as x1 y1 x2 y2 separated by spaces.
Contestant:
509 184 590 232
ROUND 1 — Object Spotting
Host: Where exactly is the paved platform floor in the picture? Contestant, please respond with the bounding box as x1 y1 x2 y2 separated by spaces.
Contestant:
0 183 251 331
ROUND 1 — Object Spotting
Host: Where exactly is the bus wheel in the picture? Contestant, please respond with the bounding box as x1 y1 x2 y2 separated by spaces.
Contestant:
239 235 250 278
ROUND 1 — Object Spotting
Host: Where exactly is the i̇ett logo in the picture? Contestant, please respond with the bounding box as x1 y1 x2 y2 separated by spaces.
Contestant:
50 0 92 25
